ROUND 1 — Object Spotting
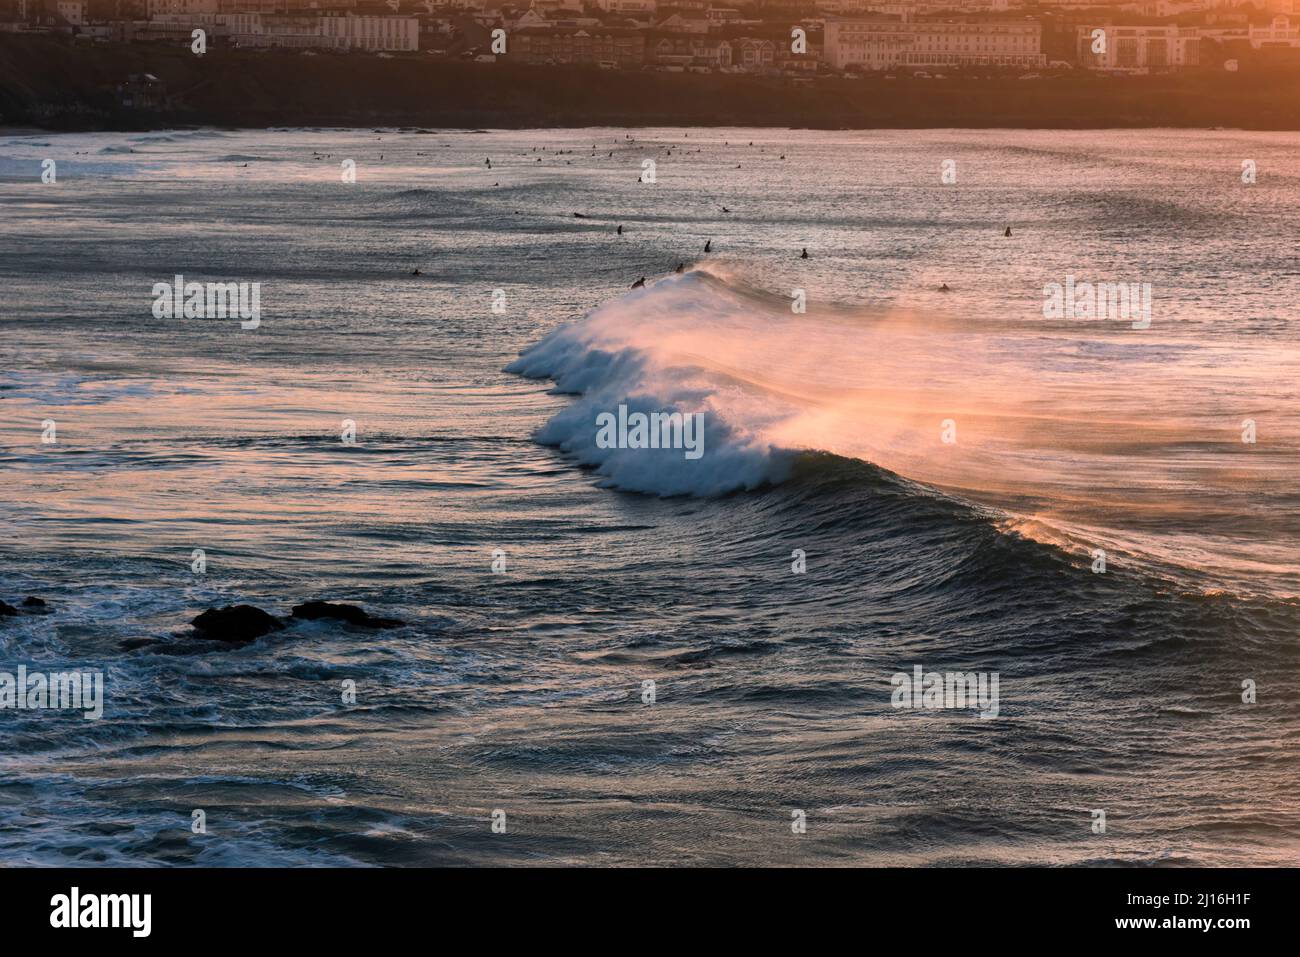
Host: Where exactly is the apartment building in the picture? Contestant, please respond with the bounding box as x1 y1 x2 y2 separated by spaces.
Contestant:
650 31 730 67
511 26 645 66
226 12 418 50
55 0 84 22
1075 24 1200 70
321 12 418 50
824 16 1045 70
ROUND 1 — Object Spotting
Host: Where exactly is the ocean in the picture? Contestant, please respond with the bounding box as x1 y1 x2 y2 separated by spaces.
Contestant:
0 127 1297 866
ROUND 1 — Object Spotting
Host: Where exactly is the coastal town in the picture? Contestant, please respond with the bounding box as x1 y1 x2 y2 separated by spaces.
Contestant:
2 0 1299 76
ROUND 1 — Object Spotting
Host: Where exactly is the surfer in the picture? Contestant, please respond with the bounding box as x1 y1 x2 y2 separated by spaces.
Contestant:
704 240 712 253
631 277 646 289
675 263 685 273
801 248 809 259
1004 226 1012 237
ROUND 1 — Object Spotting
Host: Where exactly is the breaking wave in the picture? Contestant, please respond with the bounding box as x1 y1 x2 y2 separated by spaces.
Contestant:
509 269 1300 598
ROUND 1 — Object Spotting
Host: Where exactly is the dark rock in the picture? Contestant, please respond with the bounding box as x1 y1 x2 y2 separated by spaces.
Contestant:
191 604 284 644
0 601 18 617
20 596 51 614
119 637 159 651
290 601 403 629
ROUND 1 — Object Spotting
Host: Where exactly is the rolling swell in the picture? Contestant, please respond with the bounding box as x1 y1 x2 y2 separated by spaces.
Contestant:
509 270 1300 660
509 265 1300 600
771 452 1300 662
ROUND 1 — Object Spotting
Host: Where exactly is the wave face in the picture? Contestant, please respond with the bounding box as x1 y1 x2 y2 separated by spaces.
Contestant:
510 268 1300 599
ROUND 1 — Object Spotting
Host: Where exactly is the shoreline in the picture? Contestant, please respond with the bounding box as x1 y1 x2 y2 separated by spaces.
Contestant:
4 35 1300 132
1 124 1272 134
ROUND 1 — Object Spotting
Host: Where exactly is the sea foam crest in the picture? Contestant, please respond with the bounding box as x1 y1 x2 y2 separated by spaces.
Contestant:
506 273 795 497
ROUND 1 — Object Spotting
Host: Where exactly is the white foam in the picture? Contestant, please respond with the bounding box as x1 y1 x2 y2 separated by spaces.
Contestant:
507 273 797 497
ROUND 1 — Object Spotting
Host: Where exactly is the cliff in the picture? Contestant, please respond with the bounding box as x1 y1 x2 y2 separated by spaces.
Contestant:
3 34 1300 130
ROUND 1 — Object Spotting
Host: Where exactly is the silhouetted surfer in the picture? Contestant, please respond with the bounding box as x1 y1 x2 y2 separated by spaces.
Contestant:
939 283 950 292
617 225 623 235
704 240 712 253
675 263 684 273
486 158 492 168
801 248 809 259
411 268 421 276
631 277 646 289
1004 226 1012 237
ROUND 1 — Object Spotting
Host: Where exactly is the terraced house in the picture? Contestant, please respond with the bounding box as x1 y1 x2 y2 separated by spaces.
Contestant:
512 26 645 67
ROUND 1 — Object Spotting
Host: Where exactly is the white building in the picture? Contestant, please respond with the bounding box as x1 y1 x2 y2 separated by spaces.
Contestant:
1076 24 1200 70
1135 0 1217 15
824 16 1045 70
227 13 418 51
818 0 1010 14
321 13 419 50
1250 15 1300 47
228 13 328 47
